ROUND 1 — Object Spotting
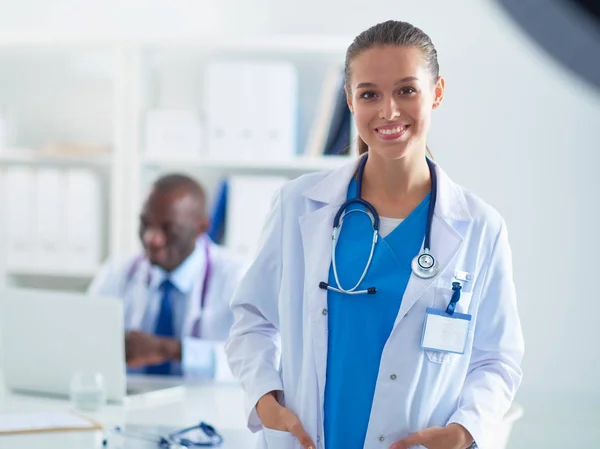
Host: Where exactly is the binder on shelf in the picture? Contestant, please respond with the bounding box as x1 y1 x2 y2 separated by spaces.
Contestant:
64 168 102 271
145 109 205 158
322 76 352 156
224 175 288 262
304 66 354 157
263 63 298 159
4 167 103 274
34 168 64 268
305 66 343 157
4 167 36 268
205 63 240 161
205 61 298 162
207 178 229 245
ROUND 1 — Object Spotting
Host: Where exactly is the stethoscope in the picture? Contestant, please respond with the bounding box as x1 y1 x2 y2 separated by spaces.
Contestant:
103 421 223 448
319 154 439 296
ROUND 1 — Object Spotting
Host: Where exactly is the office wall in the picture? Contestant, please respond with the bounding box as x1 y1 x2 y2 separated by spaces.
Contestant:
1 0 599 447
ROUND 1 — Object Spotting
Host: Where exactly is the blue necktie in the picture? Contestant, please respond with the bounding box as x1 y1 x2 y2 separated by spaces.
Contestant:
146 279 175 375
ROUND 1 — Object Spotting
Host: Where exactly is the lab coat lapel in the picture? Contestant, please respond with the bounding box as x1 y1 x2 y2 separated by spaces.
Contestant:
299 203 338 397
299 154 365 403
394 215 463 325
394 163 472 326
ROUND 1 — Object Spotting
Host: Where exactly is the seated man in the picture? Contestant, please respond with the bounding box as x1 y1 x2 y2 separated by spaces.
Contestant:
88 173 246 377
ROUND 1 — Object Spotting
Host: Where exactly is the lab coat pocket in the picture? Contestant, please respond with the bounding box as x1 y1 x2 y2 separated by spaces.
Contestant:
426 349 457 365
425 287 473 365
263 427 298 449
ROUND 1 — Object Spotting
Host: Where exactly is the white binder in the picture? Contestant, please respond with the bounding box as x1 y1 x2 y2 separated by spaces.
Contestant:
34 169 65 268
205 63 242 161
224 175 288 262
4 167 36 269
205 61 298 161
145 109 204 158
64 169 102 271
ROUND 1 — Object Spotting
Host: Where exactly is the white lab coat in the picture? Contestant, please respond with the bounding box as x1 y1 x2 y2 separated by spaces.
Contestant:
89 239 246 378
225 155 524 449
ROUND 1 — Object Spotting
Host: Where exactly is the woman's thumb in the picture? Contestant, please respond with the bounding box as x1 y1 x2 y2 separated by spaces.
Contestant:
288 419 316 449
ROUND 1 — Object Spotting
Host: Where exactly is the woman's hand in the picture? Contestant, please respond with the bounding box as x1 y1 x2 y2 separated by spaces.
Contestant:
389 423 474 449
256 391 316 449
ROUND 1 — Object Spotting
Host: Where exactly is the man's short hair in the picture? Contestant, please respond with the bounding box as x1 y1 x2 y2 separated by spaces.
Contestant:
151 173 206 212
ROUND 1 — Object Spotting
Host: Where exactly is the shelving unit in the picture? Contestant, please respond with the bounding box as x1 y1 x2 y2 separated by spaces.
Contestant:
141 154 350 171
145 34 352 53
6 266 101 279
0 151 111 168
0 33 352 291
0 32 353 53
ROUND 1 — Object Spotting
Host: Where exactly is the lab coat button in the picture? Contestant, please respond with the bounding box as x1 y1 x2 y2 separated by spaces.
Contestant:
317 436 321 442
322 309 328 315
379 435 385 442
390 374 397 380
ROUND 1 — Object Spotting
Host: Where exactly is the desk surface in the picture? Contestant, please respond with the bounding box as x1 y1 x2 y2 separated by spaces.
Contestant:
0 379 257 449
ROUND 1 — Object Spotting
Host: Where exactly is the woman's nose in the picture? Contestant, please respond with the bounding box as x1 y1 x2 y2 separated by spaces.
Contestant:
379 97 402 121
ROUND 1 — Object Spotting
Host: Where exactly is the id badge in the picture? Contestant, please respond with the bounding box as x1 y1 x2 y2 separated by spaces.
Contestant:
421 307 472 354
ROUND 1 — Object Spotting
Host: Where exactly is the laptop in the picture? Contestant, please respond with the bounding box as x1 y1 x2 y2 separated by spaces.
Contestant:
0 288 185 405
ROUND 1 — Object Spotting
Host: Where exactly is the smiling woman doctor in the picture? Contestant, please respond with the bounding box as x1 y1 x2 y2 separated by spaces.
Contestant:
225 20 524 449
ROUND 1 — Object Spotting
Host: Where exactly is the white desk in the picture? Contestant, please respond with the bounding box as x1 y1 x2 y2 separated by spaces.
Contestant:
0 380 258 449
0 378 525 449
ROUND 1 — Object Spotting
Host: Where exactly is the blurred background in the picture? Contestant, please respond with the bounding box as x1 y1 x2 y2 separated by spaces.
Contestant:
0 0 598 448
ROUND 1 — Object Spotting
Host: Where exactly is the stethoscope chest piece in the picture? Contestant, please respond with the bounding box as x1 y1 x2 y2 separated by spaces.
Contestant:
411 250 439 279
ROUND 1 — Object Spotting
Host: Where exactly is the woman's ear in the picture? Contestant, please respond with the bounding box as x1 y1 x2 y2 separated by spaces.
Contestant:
432 76 445 109
345 85 354 114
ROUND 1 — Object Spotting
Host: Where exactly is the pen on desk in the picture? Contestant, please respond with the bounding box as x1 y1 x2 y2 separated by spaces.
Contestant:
104 426 178 447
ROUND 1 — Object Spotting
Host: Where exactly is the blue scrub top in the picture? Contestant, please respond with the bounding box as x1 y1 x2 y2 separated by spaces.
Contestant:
324 177 430 449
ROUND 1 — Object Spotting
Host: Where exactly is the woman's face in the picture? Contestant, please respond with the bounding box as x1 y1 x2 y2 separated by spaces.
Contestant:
346 45 444 161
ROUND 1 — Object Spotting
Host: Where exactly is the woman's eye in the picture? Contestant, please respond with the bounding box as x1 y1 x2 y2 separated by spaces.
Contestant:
400 87 416 95
360 91 377 100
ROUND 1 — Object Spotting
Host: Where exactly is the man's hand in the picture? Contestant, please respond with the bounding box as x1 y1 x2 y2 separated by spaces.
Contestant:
256 392 316 449
389 423 473 449
125 331 182 368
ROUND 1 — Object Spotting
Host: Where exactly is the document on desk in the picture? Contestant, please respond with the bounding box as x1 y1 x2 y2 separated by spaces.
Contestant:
0 412 101 435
